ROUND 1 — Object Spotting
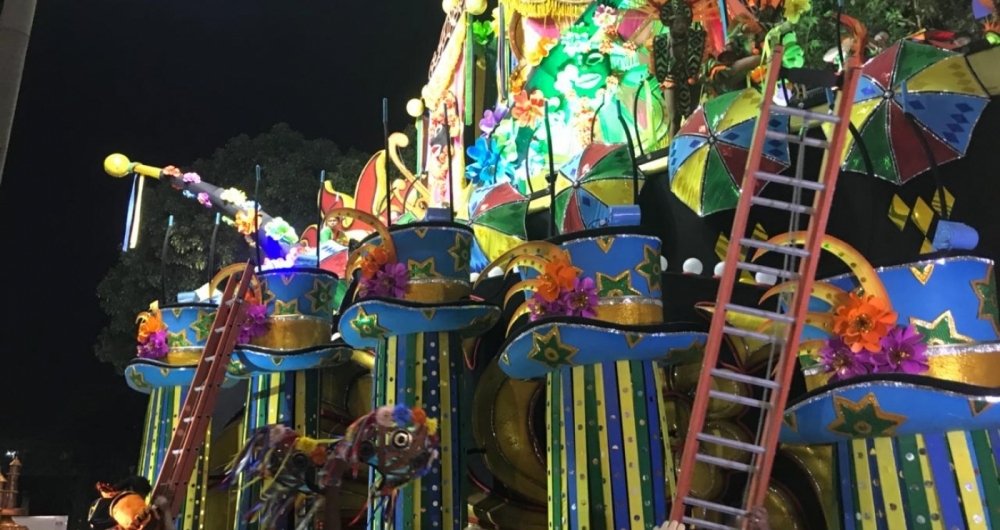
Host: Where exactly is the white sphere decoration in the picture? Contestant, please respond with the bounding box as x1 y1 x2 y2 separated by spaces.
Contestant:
442 0 459 13
470 272 480 283
682 258 703 275
713 262 725 276
406 98 425 118
660 256 668 272
466 0 488 15
487 267 504 278
755 272 778 285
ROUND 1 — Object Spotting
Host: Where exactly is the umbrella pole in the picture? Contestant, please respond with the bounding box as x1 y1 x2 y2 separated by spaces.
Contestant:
903 111 949 219
543 105 557 237
616 101 641 205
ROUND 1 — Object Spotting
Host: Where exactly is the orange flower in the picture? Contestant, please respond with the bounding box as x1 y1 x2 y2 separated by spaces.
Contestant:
234 209 262 236
526 37 558 66
537 255 578 302
369 246 390 266
411 407 427 425
832 292 898 353
512 90 545 128
136 309 164 342
360 246 391 279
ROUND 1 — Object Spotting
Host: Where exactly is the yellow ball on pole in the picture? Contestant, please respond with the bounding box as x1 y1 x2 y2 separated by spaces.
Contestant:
406 98 425 118
466 0 488 15
104 153 132 178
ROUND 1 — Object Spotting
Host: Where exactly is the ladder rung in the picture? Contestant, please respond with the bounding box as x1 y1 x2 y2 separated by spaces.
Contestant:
683 496 749 517
769 105 842 124
738 238 811 259
682 516 739 530
214 326 227 333
711 369 781 390
765 130 830 148
695 453 755 472
754 171 826 191
735 261 800 280
725 303 796 324
708 390 772 410
203 356 215 363
182 417 193 423
749 196 815 215
193 385 205 392
722 325 782 343
697 433 767 455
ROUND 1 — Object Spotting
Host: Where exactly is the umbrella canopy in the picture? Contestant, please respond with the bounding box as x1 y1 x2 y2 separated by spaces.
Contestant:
667 88 791 216
468 182 529 267
552 143 643 234
836 39 990 184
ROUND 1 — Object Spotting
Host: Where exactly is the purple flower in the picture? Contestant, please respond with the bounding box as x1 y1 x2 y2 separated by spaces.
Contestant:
237 304 270 344
528 294 566 321
138 330 170 359
561 277 598 318
361 262 409 299
197 192 212 208
871 325 929 375
479 103 509 135
182 172 202 184
819 336 871 382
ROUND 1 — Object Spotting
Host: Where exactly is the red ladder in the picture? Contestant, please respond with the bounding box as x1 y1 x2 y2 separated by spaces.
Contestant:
668 47 862 529
151 261 255 516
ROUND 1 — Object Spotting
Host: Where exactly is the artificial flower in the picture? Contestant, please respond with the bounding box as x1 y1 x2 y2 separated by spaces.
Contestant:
528 295 566 321
361 262 409 299
818 336 871 383
136 304 165 342
783 0 811 24
508 67 527 94
137 330 169 360
544 254 578 291
562 277 598 318
512 90 546 128
264 217 298 245
182 172 201 184
472 19 494 47
375 406 395 427
872 325 930 375
182 190 195 199
361 246 391 279
237 304 269 344
479 103 509 135
220 187 248 205
393 404 413 425
465 137 514 186
526 37 558 66
599 39 614 55
593 5 618 28
234 209 262 236
832 292 898 353
411 407 427 425
561 27 593 56
425 418 439 436
197 192 212 208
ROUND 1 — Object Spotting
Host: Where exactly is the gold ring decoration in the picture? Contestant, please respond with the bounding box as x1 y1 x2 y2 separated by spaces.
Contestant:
322 208 397 277
209 263 264 303
387 133 432 222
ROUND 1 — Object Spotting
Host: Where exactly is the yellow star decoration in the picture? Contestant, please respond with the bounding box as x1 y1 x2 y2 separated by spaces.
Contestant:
909 310 974 346
408 258 439 279
908 264 934 286
274 299 299 316
826 393 907 438
349 307 390 341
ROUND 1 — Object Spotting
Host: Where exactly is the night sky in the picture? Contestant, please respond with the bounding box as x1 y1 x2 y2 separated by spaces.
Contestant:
0 0 441 510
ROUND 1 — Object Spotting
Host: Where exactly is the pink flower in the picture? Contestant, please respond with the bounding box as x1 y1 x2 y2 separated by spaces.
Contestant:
593 5 618 27
561 277 598 318
197 192 212 207
871 325 929 375
819 336 871 382
182 172 201 184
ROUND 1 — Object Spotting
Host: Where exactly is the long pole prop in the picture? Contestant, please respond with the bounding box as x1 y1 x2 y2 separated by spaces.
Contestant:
382 98 392 226
161 215 175 302
318 170 325 266
0 0 38 186
253 165 262 268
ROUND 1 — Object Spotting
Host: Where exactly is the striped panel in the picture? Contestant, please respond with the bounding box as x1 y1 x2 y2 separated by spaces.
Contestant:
236 373 294 530
548 360 669 529
370 332 468 530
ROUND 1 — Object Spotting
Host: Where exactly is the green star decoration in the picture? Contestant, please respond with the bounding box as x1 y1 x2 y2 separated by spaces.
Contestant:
596 271 640 297
227 359 250 377
909 310 973 346
127 369 152 390
189 310 216 343
305 278 336 314
350 307 390 341
448 234 472 273
527 327 579 369
166 330 192 348
634 245 662 293
408 258 438 279
972 265 1000 335
826 393 907 438
275 299 300 316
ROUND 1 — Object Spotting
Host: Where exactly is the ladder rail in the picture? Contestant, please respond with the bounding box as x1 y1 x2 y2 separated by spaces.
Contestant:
150 260 255 516
668 47 789 522
742 61 863 513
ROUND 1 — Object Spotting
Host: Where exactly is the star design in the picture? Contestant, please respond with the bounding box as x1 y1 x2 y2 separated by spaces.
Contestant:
665 339 704 362
527 327 579 369
305 278 336 314
275 299 299 316
127 369 152 390
634 245 663 293
408 258 438 279
826 393 907 438
227 359 249 377
448 233 472 273
971 264 1000 335
596 271 640 297
261 288 276 308
189 310 216 343
349 307 389 340
166 330 191 348
909 310 973 346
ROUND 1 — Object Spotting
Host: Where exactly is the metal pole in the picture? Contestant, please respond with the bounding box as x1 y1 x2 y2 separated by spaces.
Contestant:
0 0 37 186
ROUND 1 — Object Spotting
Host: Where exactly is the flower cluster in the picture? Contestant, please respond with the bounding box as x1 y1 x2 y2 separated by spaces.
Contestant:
819 292 929 382
358 246 409 299
374 404 438 436
136 302 169 360
528 255 598 321
237 300 270 344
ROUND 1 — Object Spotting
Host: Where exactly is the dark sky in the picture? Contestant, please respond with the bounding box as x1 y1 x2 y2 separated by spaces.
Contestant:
0 0 441 490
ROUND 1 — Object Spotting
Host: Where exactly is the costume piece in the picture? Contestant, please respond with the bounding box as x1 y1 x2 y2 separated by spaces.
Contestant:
653 0 708 130
88 479 167 530
222 405 439 530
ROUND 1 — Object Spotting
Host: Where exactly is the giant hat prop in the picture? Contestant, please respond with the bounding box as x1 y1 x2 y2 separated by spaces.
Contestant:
124 301 245 392
207 263 360 376
482 224 708 380
330 208 501 349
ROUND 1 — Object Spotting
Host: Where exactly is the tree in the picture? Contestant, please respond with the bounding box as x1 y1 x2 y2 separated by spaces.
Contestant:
94 123 418 371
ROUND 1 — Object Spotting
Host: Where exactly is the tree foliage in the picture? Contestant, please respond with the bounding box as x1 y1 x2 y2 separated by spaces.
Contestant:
95 123 418 371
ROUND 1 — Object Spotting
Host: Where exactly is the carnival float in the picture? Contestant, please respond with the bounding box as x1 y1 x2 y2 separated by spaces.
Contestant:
91 0 1000 529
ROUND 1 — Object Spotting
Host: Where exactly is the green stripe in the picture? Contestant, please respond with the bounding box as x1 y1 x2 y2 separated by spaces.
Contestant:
450 333 471 528
550 373 563 529
582 365 606 530
400 333 419 529
629 360 655 525
971 430 1000 522
896 435 931 527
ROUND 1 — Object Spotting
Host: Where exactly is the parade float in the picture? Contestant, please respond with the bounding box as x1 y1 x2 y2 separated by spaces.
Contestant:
94 0 1000 529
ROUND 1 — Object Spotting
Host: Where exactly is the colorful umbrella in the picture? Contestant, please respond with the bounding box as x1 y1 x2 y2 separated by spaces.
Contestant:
552 143 644 234
667 88 791 216
468 182 529 269
836 40 990 184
